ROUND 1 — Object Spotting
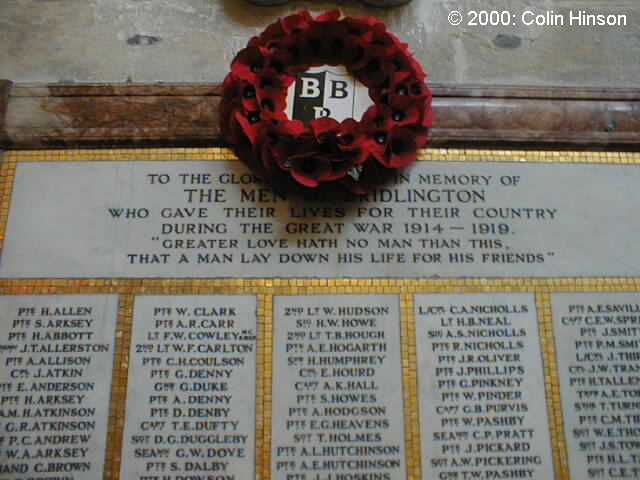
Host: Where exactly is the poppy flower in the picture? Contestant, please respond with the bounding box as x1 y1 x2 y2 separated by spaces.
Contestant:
223 79 261 112
336 119 371 165
254 20 287 47
384 126 419 167
361 106 420 168
288 146 356 186
315 10 341 24
253 69 292 112
414 126 430 149
231 46 269 84
343 15 383 35
265 42 306 76
340 33 373 72
388 95 423 127
280 10 313 35
341 158 395 195
289 156 332 187
356 58 390 89
309 117 341 140
289 119 363 184
362 105 393 133
234 110 262 145
387 49 426 82
368 23 401 58
219 100 241 143
257 115 305 172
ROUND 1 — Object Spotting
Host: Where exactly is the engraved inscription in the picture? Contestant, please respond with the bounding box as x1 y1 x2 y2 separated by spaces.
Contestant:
271 295 406 479
120 295 257 480
552 293 640 480
415 293 554 480
0 295 118 479
3 160 639 278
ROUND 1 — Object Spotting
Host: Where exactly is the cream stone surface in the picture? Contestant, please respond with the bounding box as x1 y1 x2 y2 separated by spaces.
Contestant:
271 295 406 479
415 293 554 480
120 295 257 479
2 159 640 278
552 293 640 480
1 1 638 87
0 295 118 479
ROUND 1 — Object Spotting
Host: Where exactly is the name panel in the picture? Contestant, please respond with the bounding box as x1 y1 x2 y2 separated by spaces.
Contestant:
120 295 257 480
271 295 406 479
415 293 554 480
0 294 118 479
2 159 640 277
552 293 640 480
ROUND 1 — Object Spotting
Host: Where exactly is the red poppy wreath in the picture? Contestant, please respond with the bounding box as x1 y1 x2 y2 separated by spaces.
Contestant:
220 10 432 193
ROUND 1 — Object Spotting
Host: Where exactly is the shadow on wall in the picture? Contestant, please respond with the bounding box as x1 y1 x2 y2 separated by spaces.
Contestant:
221 0 413 26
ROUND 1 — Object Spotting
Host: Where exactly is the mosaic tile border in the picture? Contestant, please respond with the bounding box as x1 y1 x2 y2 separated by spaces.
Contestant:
2 148 639 479
2 147 640 253
2 278 639 479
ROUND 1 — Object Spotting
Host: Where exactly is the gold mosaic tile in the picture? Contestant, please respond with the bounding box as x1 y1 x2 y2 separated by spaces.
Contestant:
103 295 135 480
536 292 570 480
1 277 635 479
2 148 640 479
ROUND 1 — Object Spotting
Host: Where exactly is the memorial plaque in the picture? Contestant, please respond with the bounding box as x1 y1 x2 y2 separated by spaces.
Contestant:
0 294 118 479
3 157 640 278
120 295 257 479
1 148 639 480
552 293 640 480
415 293 554 480
271 295 406 479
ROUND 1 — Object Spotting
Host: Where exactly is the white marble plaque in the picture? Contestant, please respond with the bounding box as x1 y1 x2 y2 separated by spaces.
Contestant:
271 295 406 480
3 160 640 278
0 295 118 479
415 293 554 480
120 295 257 480
552 293 640 480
